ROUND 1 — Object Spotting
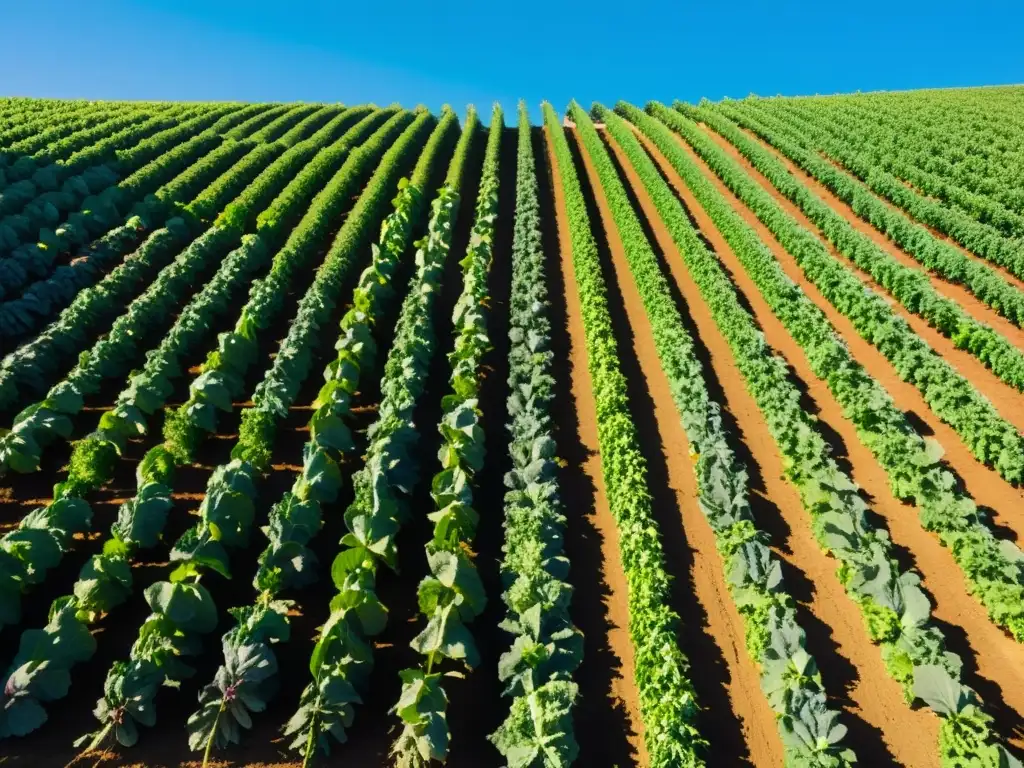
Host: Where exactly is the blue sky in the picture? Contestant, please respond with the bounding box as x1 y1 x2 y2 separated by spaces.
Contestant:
4 0 1022 123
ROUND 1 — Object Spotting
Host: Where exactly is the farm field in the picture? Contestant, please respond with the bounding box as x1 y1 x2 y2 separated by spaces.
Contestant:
0 87 1023 767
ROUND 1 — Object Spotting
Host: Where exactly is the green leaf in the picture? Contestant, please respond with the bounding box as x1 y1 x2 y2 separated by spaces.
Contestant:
170 525 231 577
143 580 218 634
73 553 133 619
113 483 172 549
912 664 969 716
4 697 48 736
296 447 343 503
331 546 371 589
192 372 234 412
310 411 355 454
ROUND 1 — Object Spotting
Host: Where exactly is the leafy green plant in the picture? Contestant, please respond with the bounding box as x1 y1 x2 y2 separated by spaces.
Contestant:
391 107 502 767
286 111 479 766
76 108 435 756
633 102 1024 640
544 103 705 768
490 101 581 768
614 100 1021 767
186 107 459 765
583 102 854 767
709 101 1024 329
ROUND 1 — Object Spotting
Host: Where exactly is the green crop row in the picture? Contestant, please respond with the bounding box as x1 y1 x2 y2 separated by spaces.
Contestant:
490 102 582 768
286 112 478 765
72 110 432 757
617 101 1021 768
703 103 1024 331
650 103 1024 488
761 96 1024 239
584 101 858 765
717 99 1024 282
0 110 411 743
391 105 502 766
187 109 458 765
670 102 1024 409
544 102 704 768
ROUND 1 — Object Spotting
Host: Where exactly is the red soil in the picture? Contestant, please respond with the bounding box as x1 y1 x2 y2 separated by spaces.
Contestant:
697 125 1024 439
609 125 944 765
738 126 1024 347
635 125 1024 751
543 127 648 764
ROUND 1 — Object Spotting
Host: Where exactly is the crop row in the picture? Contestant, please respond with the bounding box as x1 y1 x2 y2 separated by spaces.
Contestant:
490 102 582 767
705 102 1024 331
0 108 416 740
544 102 704 767
653 104 1024 488
627 105 1024 642
390 105 502 766
286 112 479 764
0 108 376 420
580 101 857 765
614 102 1021 768
673 102 1024 409
73 109 435 756
0 105 283 343
186 106 461 765
762 97 1024 239
719 99 1024 282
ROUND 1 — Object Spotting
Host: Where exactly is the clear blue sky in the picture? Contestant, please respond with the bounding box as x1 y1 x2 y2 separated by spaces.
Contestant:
4 0 1022 124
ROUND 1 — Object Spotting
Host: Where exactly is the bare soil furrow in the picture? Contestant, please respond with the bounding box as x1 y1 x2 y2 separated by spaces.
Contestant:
543 126 647 766
615 124 950 765
633 124 1024 751
695 123 1024 437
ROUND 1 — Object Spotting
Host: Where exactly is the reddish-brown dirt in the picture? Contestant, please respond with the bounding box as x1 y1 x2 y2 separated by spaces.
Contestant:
735 125 1024 347
543 127 648 765
630 125 1024 751
664 129 1024 544
535 127 645 768
688 124 1024 538
696 124 1024 439
815 151 1024 295
0 150 475 768
5 115 1024 768
603 126 943 765
569 127 783 766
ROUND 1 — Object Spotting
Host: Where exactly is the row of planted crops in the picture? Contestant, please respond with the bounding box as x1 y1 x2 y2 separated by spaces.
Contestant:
1 88 1024 767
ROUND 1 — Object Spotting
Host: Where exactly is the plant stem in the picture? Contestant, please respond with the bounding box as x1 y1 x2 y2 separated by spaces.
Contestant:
301 713 317 768
84 722 113 756
201 700 225 768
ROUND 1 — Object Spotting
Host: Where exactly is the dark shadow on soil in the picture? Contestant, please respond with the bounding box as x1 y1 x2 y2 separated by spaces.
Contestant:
567 127 754 766
446 125 517 767
600 127 901 767
538 126 640 768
